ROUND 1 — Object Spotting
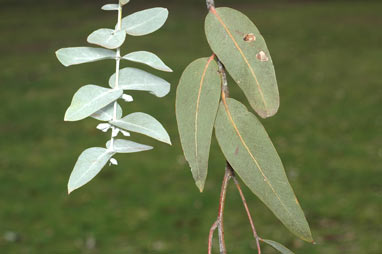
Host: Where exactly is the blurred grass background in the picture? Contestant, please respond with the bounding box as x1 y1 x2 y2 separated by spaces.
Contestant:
0 0 381 253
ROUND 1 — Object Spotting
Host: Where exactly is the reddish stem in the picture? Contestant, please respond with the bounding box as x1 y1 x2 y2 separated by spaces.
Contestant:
208 220 218 254
208 164 232 254
233 176 262 254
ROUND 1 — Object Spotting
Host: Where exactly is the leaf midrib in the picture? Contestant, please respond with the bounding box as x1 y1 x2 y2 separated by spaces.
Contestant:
194 55 215 179
221 96 302 233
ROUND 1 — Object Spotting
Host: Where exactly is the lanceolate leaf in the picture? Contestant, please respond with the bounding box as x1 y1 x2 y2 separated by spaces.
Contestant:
87 29 126 49
101 4 119 11
121 7 168 36
106 139 153 153
176 56 221 192
110 112 171 145
122 51 173 72
109 67 170 97
214 97 312 242
205 7 279 118
65 85 123 121
56 47 115 67
91 102 123 121
68 147 115 194
261 239 295 254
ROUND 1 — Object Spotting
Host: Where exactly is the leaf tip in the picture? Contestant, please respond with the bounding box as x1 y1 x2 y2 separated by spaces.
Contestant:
164 137 172 145
196 180 205 193
67 185 74 195
165 67 173 73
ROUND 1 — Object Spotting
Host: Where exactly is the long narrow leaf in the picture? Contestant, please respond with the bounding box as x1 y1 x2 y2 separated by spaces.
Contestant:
215 97 313 242
176 56 221 192
261 239 295 254
205 7 279 118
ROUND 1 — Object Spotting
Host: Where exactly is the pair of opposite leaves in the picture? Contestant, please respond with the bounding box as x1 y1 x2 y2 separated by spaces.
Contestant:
176 7 313 243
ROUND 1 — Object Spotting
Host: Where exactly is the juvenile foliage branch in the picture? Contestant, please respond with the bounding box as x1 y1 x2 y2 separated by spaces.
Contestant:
56 0 172 194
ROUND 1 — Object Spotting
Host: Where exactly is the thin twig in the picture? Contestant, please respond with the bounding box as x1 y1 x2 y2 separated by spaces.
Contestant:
217 165 232 254
206 1 261 253
233 176 262 254
208 220 218 254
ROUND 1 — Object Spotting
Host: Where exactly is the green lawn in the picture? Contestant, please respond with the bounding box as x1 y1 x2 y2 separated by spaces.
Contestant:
0 1 381 253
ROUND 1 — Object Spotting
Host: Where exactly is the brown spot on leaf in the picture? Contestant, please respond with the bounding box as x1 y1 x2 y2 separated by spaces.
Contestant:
235 146 239 155
256 51 269 62
243 33 256 42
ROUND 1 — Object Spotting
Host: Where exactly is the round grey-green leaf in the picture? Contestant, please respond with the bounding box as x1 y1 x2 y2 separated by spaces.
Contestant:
68 147 115 194
121 7 168 36
55 47 116 67
101 4 119 11
91 102 123 121
215 98 313 242
176 57 221 192
65 85 123 122
119 0 130 5
109 67 170 97
205 7 279 118
110 112 171 145
87 29 126 49
122 51 173 72
106 139 153 153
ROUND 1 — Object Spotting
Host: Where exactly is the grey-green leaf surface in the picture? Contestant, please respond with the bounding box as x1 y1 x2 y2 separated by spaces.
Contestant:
120 0 129 5
68 147 115 194
261 239 295 254
91 102 123 121
176 57 221 192
56 47 115 67
214 98 312 242
106 139 153 153
65 85 123 122
101 4 119 11
110 112 171 145
205 7 279 118
121 7 168 36
122 51 172 72
87 29 126 49
109 67 170 97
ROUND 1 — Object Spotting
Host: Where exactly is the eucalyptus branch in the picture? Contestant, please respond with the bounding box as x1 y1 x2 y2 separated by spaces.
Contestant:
177 0 313 253
208 164 233 254
56 0 172 194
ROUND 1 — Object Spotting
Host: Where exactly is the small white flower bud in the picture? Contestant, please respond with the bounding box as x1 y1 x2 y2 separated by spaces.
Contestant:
122 94 134 102
96 123 111 132
109 158 118 166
